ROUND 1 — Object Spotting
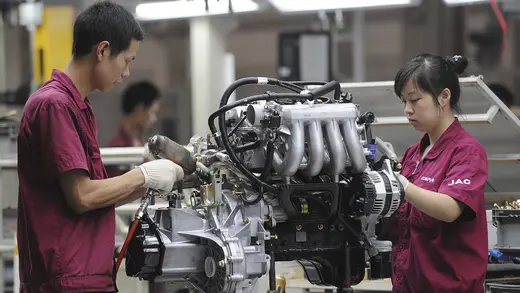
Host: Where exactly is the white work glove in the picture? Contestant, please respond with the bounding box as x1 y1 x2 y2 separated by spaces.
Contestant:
137 159 184 193
394 172 409 193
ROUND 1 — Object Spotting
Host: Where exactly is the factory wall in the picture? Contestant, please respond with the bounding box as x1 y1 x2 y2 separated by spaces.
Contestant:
90 10 408 146
3 3 511 147
2 2 517 148
85 4 517 148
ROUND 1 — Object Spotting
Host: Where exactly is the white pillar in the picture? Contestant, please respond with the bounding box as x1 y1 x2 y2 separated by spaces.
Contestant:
189 16 236 137
0 18 7 95
352 11 366 82
224 53 236 104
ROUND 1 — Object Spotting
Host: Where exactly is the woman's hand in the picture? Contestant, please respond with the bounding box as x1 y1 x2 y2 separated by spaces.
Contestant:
394 172 409 192
393 172 464 223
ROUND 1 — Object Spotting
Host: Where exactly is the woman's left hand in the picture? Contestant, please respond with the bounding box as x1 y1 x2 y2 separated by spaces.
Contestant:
394 172 409 192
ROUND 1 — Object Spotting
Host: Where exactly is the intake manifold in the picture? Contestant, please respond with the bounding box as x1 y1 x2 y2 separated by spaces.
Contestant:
249 102 368 179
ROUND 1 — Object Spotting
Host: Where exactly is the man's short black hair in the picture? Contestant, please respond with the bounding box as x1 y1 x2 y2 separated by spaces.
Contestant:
72 0 144 58
122 81 160 114
488 83 514 107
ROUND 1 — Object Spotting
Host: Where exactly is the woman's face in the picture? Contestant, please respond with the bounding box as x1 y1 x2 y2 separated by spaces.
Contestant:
400 80 442 133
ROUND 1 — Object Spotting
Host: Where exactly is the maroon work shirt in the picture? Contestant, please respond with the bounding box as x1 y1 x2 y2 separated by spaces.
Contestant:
390 119 488 293
17 69 117 292
105 127 144 178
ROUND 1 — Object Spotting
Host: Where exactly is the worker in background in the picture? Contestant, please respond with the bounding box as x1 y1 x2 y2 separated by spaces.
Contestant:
488 82 520 118
390 54 488 293
106 81 160 177
16 1 183 293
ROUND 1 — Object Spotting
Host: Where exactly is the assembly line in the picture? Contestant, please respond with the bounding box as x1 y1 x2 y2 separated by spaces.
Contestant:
1 1 520 293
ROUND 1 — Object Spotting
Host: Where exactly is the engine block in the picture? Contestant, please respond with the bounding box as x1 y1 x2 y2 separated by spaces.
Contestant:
124 78 405 293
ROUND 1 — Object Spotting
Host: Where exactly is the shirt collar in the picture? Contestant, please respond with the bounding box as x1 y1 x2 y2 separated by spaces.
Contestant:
50 69 89 110
419 118 462 160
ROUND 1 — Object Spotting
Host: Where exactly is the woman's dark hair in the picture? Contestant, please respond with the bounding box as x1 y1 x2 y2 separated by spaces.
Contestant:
394 53 469 113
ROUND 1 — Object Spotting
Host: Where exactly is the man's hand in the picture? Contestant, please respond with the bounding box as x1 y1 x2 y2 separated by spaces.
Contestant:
394 172 409 193
137 159 184 193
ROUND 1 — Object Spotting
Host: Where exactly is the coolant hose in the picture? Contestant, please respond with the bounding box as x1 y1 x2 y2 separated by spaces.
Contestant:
115 218 140 275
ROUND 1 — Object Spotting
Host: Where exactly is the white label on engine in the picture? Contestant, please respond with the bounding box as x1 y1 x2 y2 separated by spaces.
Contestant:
257 77 268 84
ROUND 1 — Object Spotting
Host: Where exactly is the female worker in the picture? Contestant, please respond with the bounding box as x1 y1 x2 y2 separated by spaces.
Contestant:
390 53 488 293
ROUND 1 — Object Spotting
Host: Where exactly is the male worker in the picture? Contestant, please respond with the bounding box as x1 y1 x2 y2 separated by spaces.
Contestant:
16 1 183 292
106 81 161 178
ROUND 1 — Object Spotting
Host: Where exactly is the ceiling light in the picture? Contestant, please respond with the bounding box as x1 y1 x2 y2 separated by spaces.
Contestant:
269 0 421 13
136 0 260 21
443 0 488 6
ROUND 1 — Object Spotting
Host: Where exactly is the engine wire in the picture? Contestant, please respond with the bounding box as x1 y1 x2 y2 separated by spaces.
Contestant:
209 78 342 198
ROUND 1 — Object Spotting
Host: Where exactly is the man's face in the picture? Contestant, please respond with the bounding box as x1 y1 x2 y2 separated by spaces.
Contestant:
136 100 160 130
93 39 140 92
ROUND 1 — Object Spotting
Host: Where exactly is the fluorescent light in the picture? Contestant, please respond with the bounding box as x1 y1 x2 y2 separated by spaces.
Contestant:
136 0 260 21
269 0 420 13
443 0 488 6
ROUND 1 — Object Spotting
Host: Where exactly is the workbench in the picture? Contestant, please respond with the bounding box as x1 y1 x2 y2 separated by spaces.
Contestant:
285 279 391 293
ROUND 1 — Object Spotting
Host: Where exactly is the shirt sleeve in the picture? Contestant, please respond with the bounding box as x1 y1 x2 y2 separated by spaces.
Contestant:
37 102 89 175
437 145 488 220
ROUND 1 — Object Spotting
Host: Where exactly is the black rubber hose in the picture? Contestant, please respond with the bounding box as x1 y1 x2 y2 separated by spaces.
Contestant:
210 79 340 193
213 93 313 192
269 247 276 290
260 140 274 181
234 140 261 153
309 80 341 102
208 77 303 147
209 78 275 148
227 114 247 138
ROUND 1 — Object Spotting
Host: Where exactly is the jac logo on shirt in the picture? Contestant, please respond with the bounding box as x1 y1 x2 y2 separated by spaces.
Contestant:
420 176 435 183
448 179 471 186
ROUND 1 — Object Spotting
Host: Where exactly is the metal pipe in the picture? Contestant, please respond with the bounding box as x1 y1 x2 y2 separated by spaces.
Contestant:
302 120 324 177
340 119 367 174
352 10 366 82
272 121 305 177
324 120 347 179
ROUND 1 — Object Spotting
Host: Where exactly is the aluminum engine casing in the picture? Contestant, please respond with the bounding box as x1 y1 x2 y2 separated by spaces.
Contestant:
126 185 271 293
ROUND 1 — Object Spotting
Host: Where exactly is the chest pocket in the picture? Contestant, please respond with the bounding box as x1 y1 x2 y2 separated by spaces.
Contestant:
78 110 107 180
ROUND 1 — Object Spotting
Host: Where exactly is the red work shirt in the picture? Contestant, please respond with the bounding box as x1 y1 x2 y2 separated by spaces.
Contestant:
105 127 144 178
17 69 117 293
390 119 488 293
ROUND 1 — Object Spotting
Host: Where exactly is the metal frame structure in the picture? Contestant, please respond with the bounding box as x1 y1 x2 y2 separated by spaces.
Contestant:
336 76 520 132
336 75 520 202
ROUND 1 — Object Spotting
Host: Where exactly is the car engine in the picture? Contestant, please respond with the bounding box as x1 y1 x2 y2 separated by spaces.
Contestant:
124 78 405 293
